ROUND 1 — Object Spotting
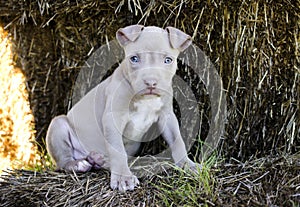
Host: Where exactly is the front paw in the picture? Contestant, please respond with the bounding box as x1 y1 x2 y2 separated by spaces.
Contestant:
110 172 139 192
189 162 202 174
176 158 202 174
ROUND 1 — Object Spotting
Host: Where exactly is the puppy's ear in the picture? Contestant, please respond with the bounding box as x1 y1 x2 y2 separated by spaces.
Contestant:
116 25 144 46
166 27 192 52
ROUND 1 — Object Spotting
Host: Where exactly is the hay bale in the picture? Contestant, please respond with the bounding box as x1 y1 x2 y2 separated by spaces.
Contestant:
0 0 299 160
0 27 38 173
0 154 299 206
0 1 299 206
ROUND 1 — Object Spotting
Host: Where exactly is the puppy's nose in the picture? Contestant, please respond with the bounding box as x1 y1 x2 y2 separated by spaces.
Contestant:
144 79 157 88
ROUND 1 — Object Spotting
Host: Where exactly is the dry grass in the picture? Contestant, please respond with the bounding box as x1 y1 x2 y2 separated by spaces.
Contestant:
0 26 39 174
217 153 300 206
0 0 299 206
0 0 298 159
0 154 299 206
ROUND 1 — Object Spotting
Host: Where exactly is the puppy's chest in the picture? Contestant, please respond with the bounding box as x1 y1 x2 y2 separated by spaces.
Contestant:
124 97 163 140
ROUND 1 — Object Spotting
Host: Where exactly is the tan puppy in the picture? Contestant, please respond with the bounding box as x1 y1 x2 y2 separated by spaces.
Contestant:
46 25 200 191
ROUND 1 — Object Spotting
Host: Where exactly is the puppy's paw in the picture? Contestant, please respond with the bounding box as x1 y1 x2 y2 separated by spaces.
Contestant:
65 160 92 172
189 162 202 174
87 151 105 169
176 158 202 174
110 173 139 192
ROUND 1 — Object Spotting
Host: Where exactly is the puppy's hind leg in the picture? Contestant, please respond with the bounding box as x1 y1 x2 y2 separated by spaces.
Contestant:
46 115 92 172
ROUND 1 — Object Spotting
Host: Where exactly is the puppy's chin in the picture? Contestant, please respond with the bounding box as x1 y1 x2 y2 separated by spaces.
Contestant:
132 96 163 112
132 93 160 102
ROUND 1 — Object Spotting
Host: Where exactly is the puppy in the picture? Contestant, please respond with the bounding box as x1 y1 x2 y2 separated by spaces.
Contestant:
46 25 200 191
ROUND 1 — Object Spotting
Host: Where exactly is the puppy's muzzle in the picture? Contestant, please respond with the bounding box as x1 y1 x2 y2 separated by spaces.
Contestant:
143 78 160 96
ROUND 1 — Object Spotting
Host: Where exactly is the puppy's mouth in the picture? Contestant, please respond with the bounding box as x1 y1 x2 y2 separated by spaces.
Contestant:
139 88 161 97
142 91 160 97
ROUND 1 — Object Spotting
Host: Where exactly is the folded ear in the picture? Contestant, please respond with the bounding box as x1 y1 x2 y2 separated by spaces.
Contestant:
166 27 192 52
116 25 144 46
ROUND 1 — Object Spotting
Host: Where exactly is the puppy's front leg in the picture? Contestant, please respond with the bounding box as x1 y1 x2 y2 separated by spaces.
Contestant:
159 112 201 172
102 112 139 191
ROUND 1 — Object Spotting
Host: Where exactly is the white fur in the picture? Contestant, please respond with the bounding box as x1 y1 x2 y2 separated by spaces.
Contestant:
46 25 199 192
130 97 162 136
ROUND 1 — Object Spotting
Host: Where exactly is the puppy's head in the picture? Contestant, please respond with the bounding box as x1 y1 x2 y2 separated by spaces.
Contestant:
116 25 192 98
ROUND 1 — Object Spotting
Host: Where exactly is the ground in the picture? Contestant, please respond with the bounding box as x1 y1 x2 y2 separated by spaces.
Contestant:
0 153 299 206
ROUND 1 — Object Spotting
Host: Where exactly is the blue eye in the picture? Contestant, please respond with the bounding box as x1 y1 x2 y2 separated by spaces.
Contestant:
164 57 173 64
130 56 140 63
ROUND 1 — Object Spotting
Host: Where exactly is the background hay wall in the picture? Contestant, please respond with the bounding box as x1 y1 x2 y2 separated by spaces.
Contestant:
0 0 299 161
0 26 38 173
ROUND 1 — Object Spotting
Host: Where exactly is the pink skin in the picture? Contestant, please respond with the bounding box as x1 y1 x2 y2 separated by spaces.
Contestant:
142 87 160 96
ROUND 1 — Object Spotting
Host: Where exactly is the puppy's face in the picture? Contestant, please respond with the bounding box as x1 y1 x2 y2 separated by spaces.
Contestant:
123 27 179 98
